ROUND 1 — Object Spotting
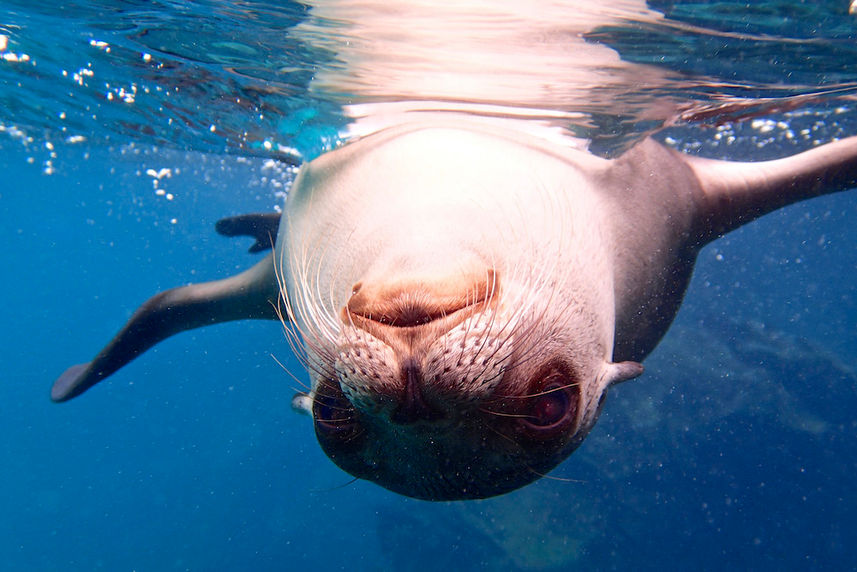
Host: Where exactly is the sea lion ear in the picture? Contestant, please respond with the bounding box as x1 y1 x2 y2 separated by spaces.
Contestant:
601 360 644 387
291 392 313 416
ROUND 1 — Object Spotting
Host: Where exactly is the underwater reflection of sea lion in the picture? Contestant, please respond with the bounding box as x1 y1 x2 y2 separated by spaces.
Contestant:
51 119 857 500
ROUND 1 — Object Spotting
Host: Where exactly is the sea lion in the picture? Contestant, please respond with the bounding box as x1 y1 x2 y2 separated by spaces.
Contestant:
51 117 857 500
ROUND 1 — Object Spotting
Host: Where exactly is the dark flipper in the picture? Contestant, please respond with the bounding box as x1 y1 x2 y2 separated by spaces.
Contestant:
685 135 857 242
215 213 282 253
52 253 279 402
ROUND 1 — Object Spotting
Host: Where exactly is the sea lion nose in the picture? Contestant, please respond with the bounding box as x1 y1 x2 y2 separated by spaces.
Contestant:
391 358 445 424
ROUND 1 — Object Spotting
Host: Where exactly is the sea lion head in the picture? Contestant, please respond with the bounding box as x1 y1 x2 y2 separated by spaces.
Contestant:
289 257 642 500
279 125 643 499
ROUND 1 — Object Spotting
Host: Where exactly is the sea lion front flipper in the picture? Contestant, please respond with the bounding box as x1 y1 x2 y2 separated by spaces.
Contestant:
51 253 279 403
683 135 857 242
215 212 282 253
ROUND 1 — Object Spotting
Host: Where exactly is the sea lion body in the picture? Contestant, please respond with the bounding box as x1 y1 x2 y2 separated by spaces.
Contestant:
52 116 857 499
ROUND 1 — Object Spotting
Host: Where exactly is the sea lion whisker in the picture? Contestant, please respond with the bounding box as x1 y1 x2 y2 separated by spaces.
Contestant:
498 266 573 373
288 235 336 349
316 407 356 419
311 249 341 344
478 365 511 389
281 236 350 387
308 476 361 494
500 264 552 347
468 272 506 357
524 466 586 485
310 378 350 398
484 422 526 451
456 282 521 387
340 426 366 445
270 291 318 377
278 249 310 334
299 264 331 346
278 318 326 381
269 352 312 392
282 324 338 386
468 333 515 388
311 385 345 402
477 407 530 419
494 382 580 401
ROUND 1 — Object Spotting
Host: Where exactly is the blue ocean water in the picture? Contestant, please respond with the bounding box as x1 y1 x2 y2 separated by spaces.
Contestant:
1 1 857 570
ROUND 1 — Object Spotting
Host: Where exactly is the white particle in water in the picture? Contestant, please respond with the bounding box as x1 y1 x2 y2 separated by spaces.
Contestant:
146 168 172 179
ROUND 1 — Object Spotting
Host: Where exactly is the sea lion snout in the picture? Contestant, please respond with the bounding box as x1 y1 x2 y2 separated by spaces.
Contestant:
336 269 499 422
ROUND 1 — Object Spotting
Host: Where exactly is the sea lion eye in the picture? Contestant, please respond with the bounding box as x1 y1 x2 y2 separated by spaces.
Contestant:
312 381 359 437
528 383 569 427
518 372 579 438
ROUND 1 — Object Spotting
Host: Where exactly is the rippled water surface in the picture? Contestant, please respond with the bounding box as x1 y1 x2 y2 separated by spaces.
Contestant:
3 0 857 155
1 1 856 570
